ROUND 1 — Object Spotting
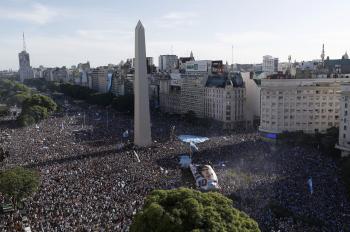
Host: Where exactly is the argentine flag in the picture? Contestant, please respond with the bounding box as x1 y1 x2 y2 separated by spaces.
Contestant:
190 141 199 152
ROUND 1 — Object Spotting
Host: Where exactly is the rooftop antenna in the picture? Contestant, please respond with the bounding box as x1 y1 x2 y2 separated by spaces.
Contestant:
231 45 234 71
231 45 234 65
288 55 291 67
22 32 26 52
171 45 173 55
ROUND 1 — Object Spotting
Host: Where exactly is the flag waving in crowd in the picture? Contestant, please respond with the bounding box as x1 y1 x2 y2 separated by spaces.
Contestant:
190 141 199 153
122 130 129 138
307 176 313 195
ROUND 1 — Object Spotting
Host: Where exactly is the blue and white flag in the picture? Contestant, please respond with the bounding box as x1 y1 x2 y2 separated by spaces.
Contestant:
307 177 313 194
122 130 129 138
178 135 209 144
190 141 199 152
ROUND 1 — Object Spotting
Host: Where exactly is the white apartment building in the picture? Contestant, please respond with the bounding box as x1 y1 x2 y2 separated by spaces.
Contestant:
336 83 350 157
259 78 350 137
263 55 278 74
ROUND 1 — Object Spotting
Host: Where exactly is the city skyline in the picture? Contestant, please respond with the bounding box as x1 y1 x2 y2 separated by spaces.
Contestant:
1 0 350 70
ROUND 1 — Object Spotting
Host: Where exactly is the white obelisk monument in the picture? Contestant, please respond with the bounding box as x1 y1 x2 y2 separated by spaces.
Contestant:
134 21 152 147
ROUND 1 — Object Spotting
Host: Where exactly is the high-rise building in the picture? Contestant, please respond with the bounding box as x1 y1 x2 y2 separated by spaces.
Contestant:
180 74 207 117
18 33 34 82
158 55 178 72
91 67 109 93
110 71 134 96
146 57 154 74
262 55 278 74
78 61 91 86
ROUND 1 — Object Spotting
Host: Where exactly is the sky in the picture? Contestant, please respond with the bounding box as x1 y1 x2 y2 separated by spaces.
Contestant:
0 0 350 70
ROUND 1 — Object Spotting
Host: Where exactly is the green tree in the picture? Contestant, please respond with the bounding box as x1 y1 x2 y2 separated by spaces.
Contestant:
0 167 40 208
22 94 57 112
7 92 31 105
17 114 36 127
130 188 260 232
25 105 49 122
0 105 9 116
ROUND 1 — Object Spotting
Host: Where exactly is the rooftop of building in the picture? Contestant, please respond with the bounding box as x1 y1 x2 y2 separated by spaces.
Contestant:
205 72 243 88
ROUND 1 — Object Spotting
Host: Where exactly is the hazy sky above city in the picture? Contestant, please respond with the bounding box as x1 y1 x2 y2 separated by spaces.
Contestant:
0 0 349 70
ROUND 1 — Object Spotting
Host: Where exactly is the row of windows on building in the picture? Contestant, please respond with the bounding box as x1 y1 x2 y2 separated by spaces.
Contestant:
261 107 340 113
262 95 341 101
263 89 339 95
262 114 339 120
261 120 339 127
262 102 340 107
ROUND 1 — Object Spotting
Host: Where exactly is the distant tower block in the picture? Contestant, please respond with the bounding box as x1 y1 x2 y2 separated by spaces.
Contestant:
134 21 152 147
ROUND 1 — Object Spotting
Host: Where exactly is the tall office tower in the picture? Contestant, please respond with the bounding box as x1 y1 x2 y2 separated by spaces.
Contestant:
262 55 278 74
134 21 152 147
18 33 34 82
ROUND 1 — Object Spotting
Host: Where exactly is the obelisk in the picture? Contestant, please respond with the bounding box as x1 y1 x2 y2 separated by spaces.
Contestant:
134 21 152 147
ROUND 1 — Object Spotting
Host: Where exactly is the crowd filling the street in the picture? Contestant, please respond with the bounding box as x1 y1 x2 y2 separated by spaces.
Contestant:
1 99 350 232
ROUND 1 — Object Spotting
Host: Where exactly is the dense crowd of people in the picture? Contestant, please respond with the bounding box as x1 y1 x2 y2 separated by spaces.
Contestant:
1 99 350 231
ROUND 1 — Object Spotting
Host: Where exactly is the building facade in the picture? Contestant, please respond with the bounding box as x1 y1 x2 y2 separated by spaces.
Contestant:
242 72 261 126
259 78 350 136
159 73 247 128
336 83 350 157
91 67 109 93
51 67 69 82
158 55 178 72
18 50 34 82
204 73 245 128
262 55 278 74
180 74 207 117
159 74 182 114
